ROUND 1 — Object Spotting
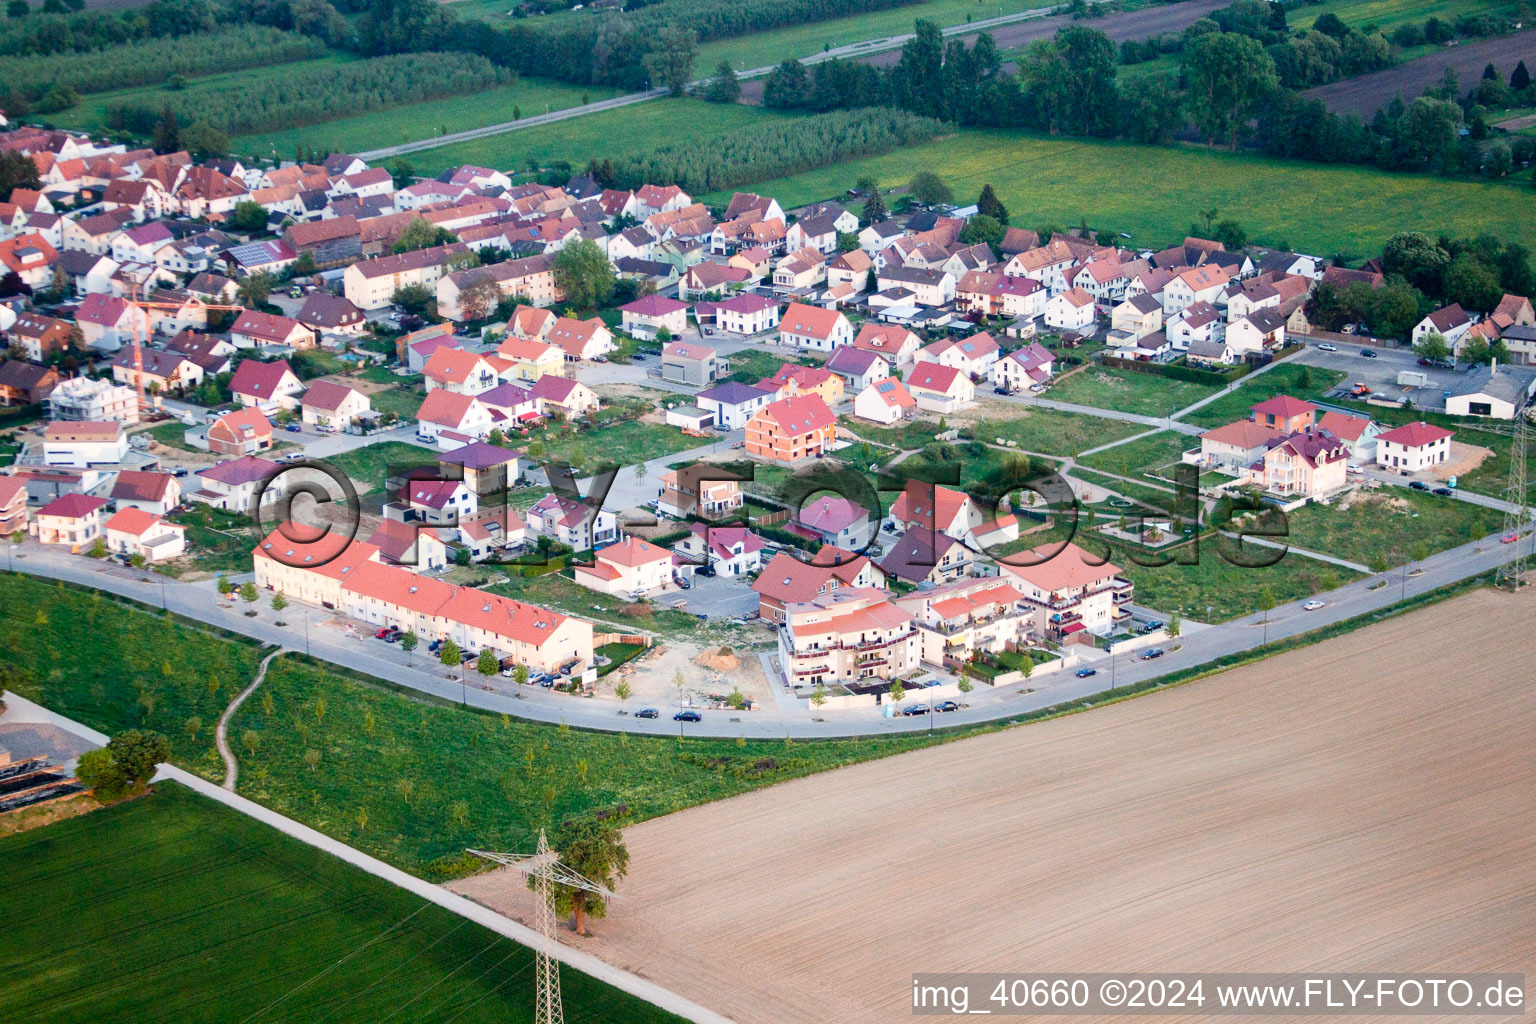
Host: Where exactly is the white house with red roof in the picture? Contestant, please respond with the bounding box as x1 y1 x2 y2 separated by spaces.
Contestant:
230 310 315 351
792 495 875 550
1043 287 1096 332
620 295 689 339
525 493 620 551
916 331 1001 378
574 536 673 597
207 407 273 457
674 522 767 577
1317 410 1381 460
401 478 477 526
1000 540 1134 640
74 292 149 351
423 346 505 396
852 377 915 426
991 343 1054 392
851 322 920 365
109 469 181 515
31 493 109 548
230 358 304 412
416 389 493 448
104 507 186 562
366 517 449 572
1412 303 1473 348
707 292 780 335
778 302 852 352
545 317 614 361
300 380 371 429
1375 421 1455 474
528 375 598 418
905 362 975 414
889 481 984 542
190 455 283 513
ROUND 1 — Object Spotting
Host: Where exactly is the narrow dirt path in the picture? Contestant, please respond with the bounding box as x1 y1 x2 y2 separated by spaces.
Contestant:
216 647 286 791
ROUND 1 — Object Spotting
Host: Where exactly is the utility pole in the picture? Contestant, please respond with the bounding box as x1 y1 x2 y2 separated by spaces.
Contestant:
1495 410 1530 590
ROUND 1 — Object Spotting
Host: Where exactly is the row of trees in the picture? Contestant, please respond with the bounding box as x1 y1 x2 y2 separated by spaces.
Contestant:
604 106 944 195
0 24 325 102
104 50 507 137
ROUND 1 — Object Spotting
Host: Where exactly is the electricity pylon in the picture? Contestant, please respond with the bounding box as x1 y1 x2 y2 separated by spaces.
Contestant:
468 831 616 1024
1495 408 1532 591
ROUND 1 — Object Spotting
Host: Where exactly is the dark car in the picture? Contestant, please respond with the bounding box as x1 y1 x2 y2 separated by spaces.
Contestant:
1140 648 1166 661
697 564 716 577
284 422 303 432
933 700 959 713
460 650 477 663
1075 667 1098 678
902 703 930 716
1432 486 1454 496
1409 480 1430 491
635 707 659 719
673 710 701 722
382 630 404 643
1359 348 1377 358
428 639 443 653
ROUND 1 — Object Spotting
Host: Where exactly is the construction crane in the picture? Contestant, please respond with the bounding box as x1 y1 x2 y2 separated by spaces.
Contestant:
123 282 245 414
468 832 618 1024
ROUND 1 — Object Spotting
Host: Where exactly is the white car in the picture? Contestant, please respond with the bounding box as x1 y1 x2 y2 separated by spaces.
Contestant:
1303 599 1325 611
1316 343 1338 352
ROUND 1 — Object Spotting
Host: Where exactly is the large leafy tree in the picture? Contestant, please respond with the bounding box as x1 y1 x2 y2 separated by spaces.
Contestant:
552 239 615 310
0 150 42 203
533 818 630 936
392 217 456 254
703 60 740 103
1182 31 1278 148
642 26 696 96
1054 25 1119 136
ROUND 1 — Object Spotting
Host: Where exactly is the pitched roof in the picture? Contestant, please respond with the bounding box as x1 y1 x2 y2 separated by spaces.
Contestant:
111 469 177 503
779 302 845 339
1249 394 1317 420
38 493 108 519
232 310 308 344
596 536 670 568
795 495 870 534
1376 421 1454 447
891 481 972 530
210 407 272 440
437 441 520 470
105 506 166 536
1001 540 1121 593
906 362 965 394
1200 420 1283 449
417 388 481 427
878 527 963 583
198 455 280 486
861 377 914 410
230 359 298 400
301 379 365 412
697 381 774 406
754 394 834 435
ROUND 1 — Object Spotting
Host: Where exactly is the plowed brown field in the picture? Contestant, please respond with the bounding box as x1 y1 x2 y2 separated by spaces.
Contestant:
453 587 1536 1024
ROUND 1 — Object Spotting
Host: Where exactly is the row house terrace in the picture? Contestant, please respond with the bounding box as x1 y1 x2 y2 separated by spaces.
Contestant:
894 577 1033 669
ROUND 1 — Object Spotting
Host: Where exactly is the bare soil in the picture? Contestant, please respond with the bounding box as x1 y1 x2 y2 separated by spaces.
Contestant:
456 586 1536 1024
1305 32 1536 117
1431 441 1493 482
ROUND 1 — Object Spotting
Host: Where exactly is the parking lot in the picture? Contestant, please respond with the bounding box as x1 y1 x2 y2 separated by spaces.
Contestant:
660 570 762 620
1296 341 1467 413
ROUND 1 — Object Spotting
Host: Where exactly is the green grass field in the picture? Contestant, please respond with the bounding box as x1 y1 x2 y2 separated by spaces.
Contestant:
1048 366 1219 419
236 77 623 161
1078 429 1194 479
0 574 954 875
324 440 439 495
531 419 701 469
1281 485 1504 567
407 97 802 176
976 403 1144 457
701 128 1536 258
0 783 682 1024
1287 0 1509 32
1178 363 1347 430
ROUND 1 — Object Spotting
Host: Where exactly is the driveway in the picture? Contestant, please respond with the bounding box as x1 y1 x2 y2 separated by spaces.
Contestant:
662 572 761 619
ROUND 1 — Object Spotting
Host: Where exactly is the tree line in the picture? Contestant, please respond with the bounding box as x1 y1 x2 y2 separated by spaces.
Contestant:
104 51 509 137
593 107 944 195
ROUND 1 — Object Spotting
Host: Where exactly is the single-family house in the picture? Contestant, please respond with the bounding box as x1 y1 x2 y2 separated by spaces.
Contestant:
990 343 1054 392
851 322 920 366
424 346 505 396
905 362 975 414
109 469 181 515
416 390 493 448
296 293 367 337
620 295 689 340
0 360 59 407
1413 304 1473 349
495 336 565 382
1375 421 1454 473
674 522 766 577
73 292 148 351
825 347 890 392
103 507 186 562
793 495 876 551
528 375 599 419
300 380 371 429
916 332 1001 378
744 394 837 462
851 377 915 426
758 364 844 406
545 317 614 362
525 493 620 551
660 342 720 386
1043 287 1096 332
207 407 273 457
574 536 673 597
42 420 128 467
879 527 975 586
189 455 283 513
230 358 304 412
31 493 109 548
655 465 742 520
778 303 852 352
696 380 774 430
230 310 315 351
708 293 780 335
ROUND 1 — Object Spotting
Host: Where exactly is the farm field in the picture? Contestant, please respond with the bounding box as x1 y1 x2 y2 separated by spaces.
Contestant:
701 128 1536 257
0 783 683 1024
450 585 1536 1024
0 574 951 876
1178 363 1347 429
1304 29 1536 116
406 97 803 176
236 77 623 162
1047 366 1218 419
1287 0 1511 32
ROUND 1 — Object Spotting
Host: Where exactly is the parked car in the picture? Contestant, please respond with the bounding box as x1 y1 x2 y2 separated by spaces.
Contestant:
1140 648 1166 661
934 701 959 713
1303 599 1325 611
460 649 477 663
284 422 302 432
1502 533 1519 544
1359 348 1377 358
427 639 443 653
1316 343 1338 352
635 707 660 719
1432 486 1454 496
673 710 701 722
382 630 404 643
374 627 394 639
1075 667 1098 678
1409 480 1430 491
902 703 930 716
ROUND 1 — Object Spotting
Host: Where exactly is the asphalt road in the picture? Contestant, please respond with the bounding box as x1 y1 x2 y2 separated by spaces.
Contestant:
7 518 1527 737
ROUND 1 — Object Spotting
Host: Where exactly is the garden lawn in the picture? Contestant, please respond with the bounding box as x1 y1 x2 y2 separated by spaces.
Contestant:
1048 366 1219 419
1178 363 1347 429
0 574 955 877
977 404 1143 457
1280 487 1503 569
168 505 262 574
1070 467 1179 510
531 419 700 469
236 77 622 159
324 440 439 495
0 783 682 1024
146 420 201 452
1079 429 1193 479
367 384 427 420
406 97 802 176
708 128 1536 257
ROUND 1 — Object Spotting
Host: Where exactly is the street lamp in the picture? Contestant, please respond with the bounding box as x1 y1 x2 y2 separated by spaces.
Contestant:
303 609 311 657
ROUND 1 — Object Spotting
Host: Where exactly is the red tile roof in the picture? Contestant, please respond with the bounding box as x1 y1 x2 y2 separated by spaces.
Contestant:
1376 421 1454 447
